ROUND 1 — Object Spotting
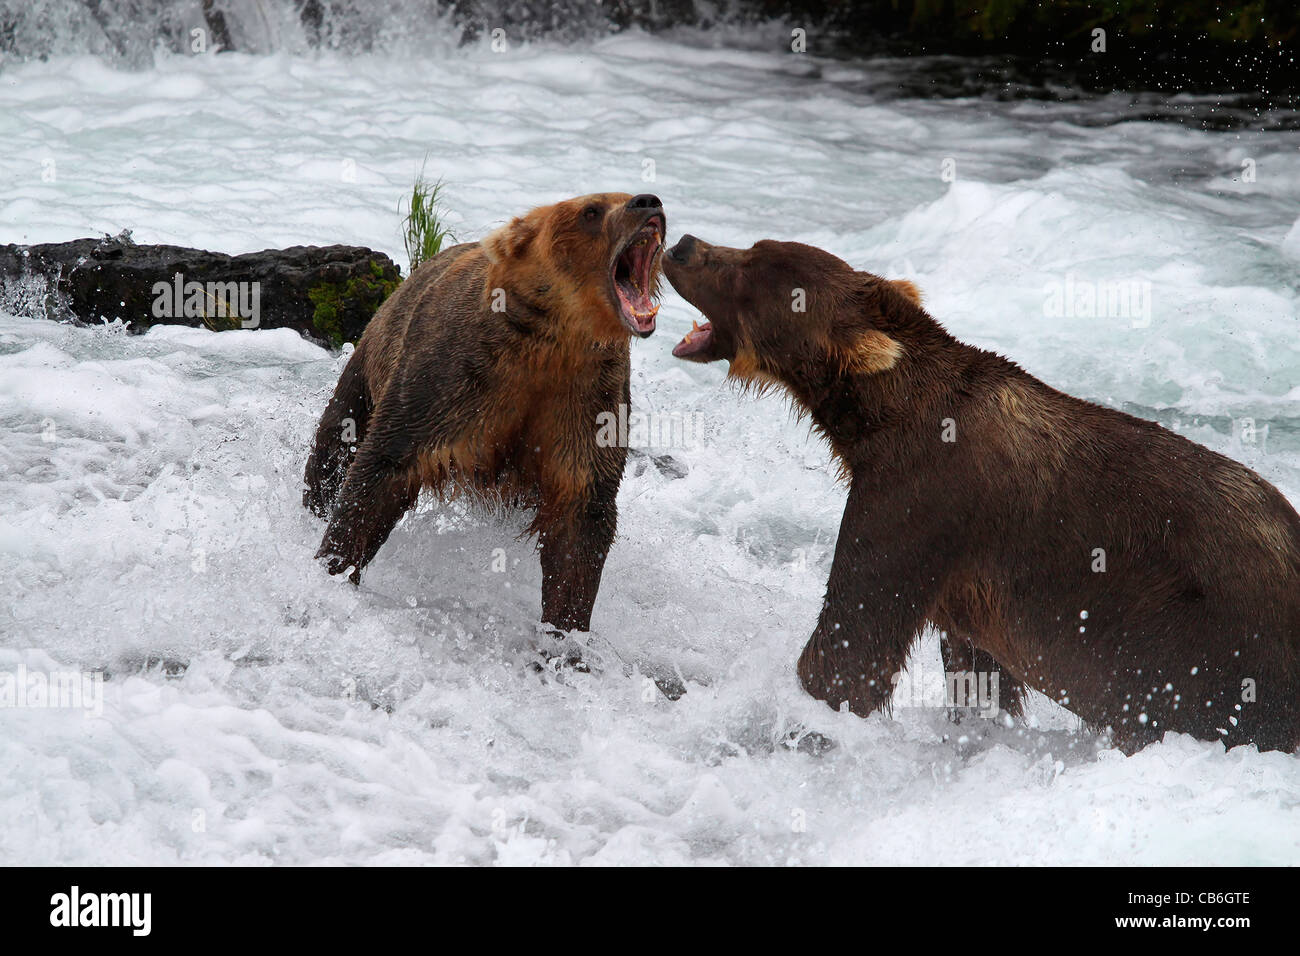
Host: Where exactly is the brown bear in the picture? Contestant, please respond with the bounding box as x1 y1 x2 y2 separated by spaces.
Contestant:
303 192 665 634
664 233 1300 754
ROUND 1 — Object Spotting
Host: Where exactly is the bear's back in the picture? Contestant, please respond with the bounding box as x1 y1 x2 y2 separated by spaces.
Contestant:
359 241 489 404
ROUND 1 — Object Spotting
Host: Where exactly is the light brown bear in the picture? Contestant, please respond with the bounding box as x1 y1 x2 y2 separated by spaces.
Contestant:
303 193 665 633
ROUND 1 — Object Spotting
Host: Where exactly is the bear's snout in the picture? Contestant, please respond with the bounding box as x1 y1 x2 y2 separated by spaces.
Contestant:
627 193 663 210
666 234 697 264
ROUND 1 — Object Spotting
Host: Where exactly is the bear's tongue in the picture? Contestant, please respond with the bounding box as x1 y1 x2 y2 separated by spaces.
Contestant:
672 320 714 358
614 232 659 332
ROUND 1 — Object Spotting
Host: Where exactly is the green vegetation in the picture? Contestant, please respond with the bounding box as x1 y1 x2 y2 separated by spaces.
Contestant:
306 165 454 348
308 259 400 348
401 165 455 274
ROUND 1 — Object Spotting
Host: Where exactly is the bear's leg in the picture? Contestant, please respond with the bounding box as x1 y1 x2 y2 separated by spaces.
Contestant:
796 570 934 718
797 480 952 718
797 621 918 718
317 469 418 584
315 360 482 584
537 494 617 633
316 410 421 584
303 344 372 518
939 632 1026 720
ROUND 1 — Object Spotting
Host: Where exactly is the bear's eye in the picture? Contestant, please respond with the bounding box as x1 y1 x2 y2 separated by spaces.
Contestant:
582 205 603 223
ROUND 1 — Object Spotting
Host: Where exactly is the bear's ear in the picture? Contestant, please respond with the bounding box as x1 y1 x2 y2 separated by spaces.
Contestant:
889 279 923 306
843 329 904 375
835 275 906 374
482 216 538 264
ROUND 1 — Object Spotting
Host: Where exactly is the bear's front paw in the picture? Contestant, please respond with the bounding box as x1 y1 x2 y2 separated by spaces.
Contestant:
315 543 363 584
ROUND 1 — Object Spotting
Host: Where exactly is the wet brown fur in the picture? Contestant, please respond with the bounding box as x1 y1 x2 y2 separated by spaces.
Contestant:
303 193 663 631
666 236 1300 754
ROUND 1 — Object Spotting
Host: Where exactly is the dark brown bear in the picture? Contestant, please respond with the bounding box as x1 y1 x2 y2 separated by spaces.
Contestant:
665 233 1300 754
303 193 665 632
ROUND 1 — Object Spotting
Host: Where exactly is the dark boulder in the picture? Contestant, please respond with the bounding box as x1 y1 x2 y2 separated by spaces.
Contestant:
0 231 401 348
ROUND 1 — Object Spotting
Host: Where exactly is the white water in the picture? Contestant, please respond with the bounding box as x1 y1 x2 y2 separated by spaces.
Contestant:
2 33 1299 865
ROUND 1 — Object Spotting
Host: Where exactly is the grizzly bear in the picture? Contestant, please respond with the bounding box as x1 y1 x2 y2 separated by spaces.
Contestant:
303 193 665 634
665 233 1300 754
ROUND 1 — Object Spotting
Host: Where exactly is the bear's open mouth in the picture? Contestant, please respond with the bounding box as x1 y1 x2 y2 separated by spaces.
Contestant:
612 216 664 337
671 319 715 359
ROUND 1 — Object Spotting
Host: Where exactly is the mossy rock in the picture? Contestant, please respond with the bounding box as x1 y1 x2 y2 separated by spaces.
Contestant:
308 258 401 348
0 235 403 349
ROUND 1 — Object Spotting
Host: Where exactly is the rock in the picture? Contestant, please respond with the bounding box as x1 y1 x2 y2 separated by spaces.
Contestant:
0 230 401 348
627 448 689 479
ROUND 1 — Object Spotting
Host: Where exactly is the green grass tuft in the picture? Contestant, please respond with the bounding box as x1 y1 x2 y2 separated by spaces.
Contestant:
401 165 454 273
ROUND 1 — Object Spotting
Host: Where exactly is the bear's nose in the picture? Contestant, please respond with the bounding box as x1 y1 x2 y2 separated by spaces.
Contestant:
667 234 696 263
627 194 662 210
